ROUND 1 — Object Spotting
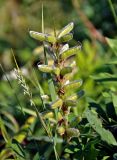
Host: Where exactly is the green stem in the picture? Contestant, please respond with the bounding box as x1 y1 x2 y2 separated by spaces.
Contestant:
108 0 117 27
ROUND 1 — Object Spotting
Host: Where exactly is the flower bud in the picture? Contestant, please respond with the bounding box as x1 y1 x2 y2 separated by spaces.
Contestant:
63 80 82 91
58 112 63 121
66 128 80 139
64 100 76 107
38 65 60 76
67 90 84 101
57 126 65 136
57 22 74 38
57 33 73 43
50 98 63 109
29 31 56 43
59 45 81 60
60 67 72 76
41 111 54 119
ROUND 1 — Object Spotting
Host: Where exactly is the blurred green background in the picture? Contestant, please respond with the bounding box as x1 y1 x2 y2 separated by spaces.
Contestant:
0 0 116 70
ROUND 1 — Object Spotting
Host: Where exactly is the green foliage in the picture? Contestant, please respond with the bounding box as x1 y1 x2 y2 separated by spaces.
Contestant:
106 38 117 55
85 109 117 145
0 1 117 159
10 139 26 159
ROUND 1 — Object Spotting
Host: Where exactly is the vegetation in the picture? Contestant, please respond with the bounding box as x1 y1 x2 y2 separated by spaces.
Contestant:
0 0 117 160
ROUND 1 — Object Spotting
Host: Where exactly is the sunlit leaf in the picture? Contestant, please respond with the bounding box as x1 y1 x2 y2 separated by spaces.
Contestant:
106 38 117 55
112 93 117 115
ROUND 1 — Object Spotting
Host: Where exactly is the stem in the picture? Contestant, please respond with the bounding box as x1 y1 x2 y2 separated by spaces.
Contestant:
108 0 117 27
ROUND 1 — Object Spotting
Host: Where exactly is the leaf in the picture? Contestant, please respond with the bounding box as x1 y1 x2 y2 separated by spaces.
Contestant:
29 31 56 43
33 152 40 160
112 93 117 115
106 58 117 65
0 149 13 160
106 38 117 55
91 73 117 82
57 22 74 38
10 139 25 159
85 109 117 145
1 111 19 133
65 148 74 154
60 45 81 60
28 135 63 142
102 156 110 160
102 92 111 98
17 107 36 116
113 153 117 160
0 117 10 143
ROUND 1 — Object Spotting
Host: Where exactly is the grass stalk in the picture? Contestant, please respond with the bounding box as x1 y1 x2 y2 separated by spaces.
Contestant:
108 0 117 27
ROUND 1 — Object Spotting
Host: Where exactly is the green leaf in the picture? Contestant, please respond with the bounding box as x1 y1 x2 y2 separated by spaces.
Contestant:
0 149 13 160
57 22 74 38
85 109 117 145
106 58 117 65
106 38 117 55
0 117 10 143
65 148 74 154
91 73 117 82
102 156 110 160
10 139 25 159
112 93 117 115
33 152 40 160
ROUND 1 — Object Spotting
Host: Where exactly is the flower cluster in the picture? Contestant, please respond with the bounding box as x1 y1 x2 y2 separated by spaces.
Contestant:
29 22 84 141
